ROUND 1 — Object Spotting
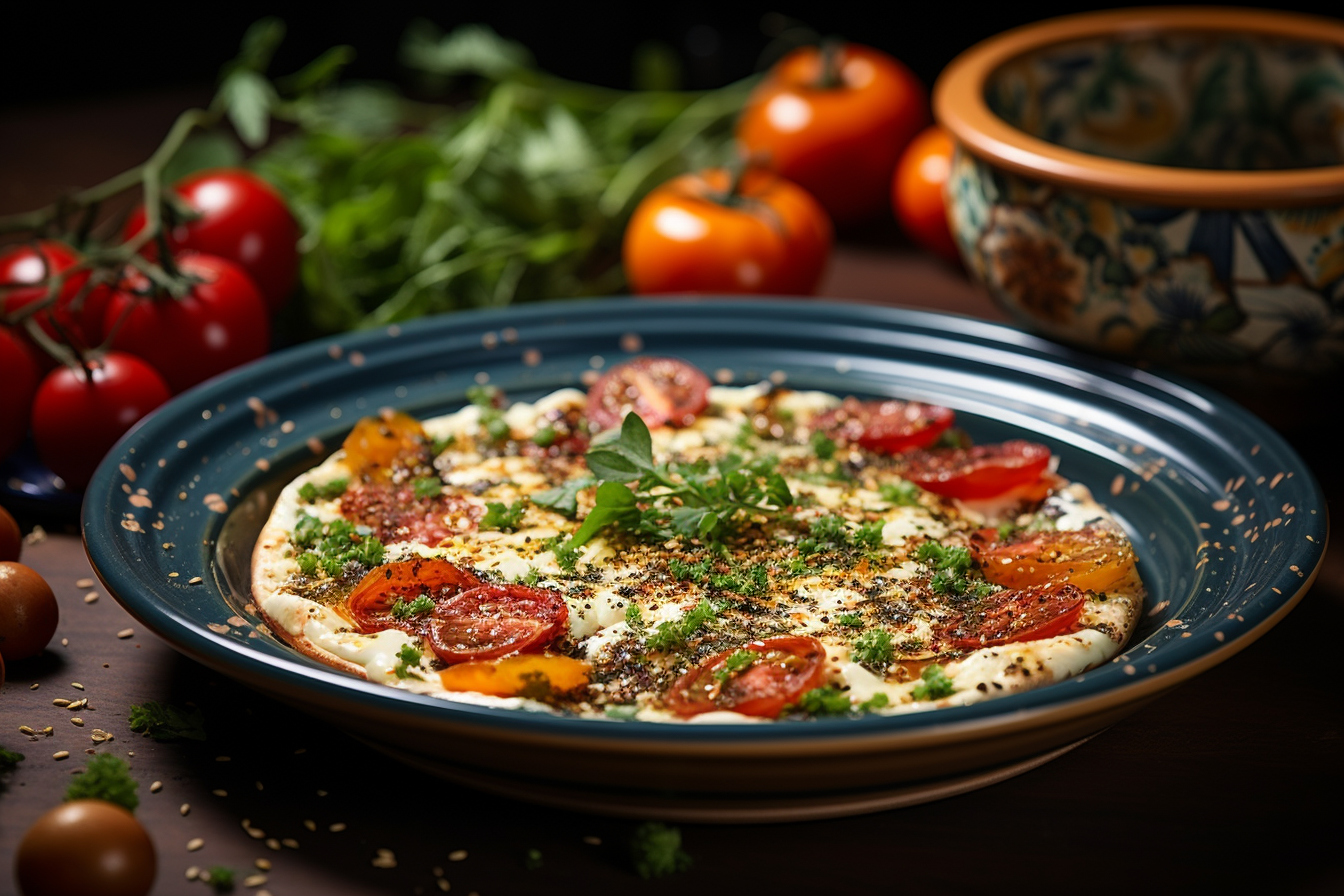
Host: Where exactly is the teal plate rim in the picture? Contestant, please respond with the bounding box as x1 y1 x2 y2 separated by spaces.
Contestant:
82 296 1328 747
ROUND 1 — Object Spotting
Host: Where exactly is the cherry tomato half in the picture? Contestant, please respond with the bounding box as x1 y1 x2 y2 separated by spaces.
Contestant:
125 168 298 311
938 583 1087 650
0 240 110 357
347 558 483 634
813 399 954 454
736 43 928 226
665 635 829 719
103 253 270 394
0 326 41 460
893 124 960 263
29 352 171 489
426 583 569 664
586 356 712 431
622 167 832 296
970 526 1136 592
902 440 1052 501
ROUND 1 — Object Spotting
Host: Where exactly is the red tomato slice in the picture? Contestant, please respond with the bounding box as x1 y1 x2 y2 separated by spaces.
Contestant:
426 584 568 663
347 559 482 634
813 399 954 454
970 526 1135 591
939 583 1087 650
586 357 711 431
902 440 1052 500
665 636 828 719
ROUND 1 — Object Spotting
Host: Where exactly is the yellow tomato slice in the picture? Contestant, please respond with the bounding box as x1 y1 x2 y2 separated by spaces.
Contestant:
438 654 591 698
971 527 1135 592
341 411 427 477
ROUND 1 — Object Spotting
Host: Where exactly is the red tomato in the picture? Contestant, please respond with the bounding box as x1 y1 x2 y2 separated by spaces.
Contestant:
586 356 712 431
622 167 832 296
347 558 483 634
970 526 1137 592
902 440 1053 500
15 799 156 896
124 168 298 312
939 583 1087 650
813 399 954 454
0 560 59 662
0 240 110 357
893 124 960 263
736 43 929 226
426 583 569 663
0 326 42 460
103 253 270 394
29 352 171 489
666 636 829 718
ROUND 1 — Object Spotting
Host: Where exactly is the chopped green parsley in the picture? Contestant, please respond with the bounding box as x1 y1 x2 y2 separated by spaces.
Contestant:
911 664 956 701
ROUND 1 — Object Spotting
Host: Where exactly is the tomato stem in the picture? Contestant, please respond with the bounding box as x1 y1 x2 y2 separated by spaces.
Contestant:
815 39 846 91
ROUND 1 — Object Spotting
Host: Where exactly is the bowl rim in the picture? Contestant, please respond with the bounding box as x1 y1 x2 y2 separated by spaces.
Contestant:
933 6 1344 207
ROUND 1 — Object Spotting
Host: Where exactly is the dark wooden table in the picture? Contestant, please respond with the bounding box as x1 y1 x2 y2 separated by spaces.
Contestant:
2 92 1342 896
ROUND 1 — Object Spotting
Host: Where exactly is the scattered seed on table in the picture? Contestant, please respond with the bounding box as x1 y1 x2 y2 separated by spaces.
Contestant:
71 682 84 690
60 638 68 647
67 699 87 710
329 823 347 833
189 576 203 585
186 866 201 880
316 789 328 797
52 699 71 707
255 780 264 791
29 683 38 690
448 850 468 862
216 756 231 762
84 592 99 604
265 838 281 851
212 789 227 797
281 839 298 850
70 718 84 727
437 879 450 893
371 849 396 869
181 804 190 816
76 578 95 588
583 836 602 846
117 628 134 639
150 781 162 793
187 838 204 852
42 727 53 736
53 751 69 760
255 859 272 871
19 725 35 736
243 873 267 888
303 820 316 832
246 826 265 840
91 730 113 743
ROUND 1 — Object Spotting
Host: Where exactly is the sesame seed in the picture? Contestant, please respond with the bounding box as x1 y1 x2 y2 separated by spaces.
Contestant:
70 682 84 690
52 699 71 707
437 880 450 892
181 804 191 816
216 755 231 762
329 823 347 833
29 683 38 690
212 789 228 797
255 859 272 871
371 848 397 869
303 820 316 832
281 839 298 850
91 730 112 743
189 576 203 585
53 751 70 760
186 866 201 880
187 838 204 852
448 850 468 862
151 781 162 793
70 718 84 727
76 578 95 588
60 638 68 647
19 726 35 736
117 628 134 639
84 593 99 604
243 874 268 888
583 836 602 846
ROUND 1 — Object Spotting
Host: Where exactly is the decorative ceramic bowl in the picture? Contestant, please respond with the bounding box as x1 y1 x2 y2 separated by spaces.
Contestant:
934 7 1344 393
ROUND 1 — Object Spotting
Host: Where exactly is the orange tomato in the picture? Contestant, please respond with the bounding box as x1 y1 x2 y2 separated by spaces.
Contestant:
736 43 928 226
439 654 591 698
893 124 961 263
622 167 832 295
341 411 428 477
970 527 1136 592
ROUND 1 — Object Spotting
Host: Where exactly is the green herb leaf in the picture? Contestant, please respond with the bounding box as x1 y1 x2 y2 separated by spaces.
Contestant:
794 686 852 715
206 865 237 892
390 595 434 618
531 475 595 518
912 664 956 701
0 747 24 771
64 754 139 812
879 480 922 506
479 500 527 531
412 476 442 500
128 701 207 743
568 481 638 548
630 821 692 879
852 629 894 668
585 413 654 482
394 643 425 680
713 649 758 682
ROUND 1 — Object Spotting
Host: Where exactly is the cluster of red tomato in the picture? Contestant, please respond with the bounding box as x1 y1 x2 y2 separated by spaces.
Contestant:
0 169 297 489
622 42 958 296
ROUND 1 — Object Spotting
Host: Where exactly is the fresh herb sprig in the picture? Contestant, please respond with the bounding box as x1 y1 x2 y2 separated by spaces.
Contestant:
292 513 385 577
629 822 692 879
65 754 139 811
565 413 794 553
914 541 994 599
912 664 956 700
128 701 207 743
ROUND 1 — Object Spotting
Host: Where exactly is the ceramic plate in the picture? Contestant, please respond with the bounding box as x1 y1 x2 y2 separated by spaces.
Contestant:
83 298 1327 819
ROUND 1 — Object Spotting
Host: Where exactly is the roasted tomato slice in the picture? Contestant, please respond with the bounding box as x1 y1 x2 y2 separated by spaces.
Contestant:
426 584 568 663
939 583 1087 650
902 440 1052 500
813 398 954 454
586 356 711 431
665 635 828 719
970 526 1136 592
346 559 482 634
342 411 430 478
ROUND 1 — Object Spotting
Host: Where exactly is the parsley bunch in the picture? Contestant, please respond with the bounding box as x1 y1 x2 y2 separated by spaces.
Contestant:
292 513 385 577
566 413 794 552
915 541 994 599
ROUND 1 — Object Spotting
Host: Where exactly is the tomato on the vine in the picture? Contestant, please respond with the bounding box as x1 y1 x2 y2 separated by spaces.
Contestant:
124 168 298 312
586 356 712 431
0 240 110 356
813 399 955 454
0 326 41 461
29 352 171 489
893 124 960 264
665 636 829 719
736 43 928 226
622 167 832 296
103 252 270 394
970 526 1136 592
902 440 1053 501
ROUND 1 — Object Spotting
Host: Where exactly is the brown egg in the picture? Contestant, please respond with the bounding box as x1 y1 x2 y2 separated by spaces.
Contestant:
15 800 156 896
0 504 19 562
0 561 59 662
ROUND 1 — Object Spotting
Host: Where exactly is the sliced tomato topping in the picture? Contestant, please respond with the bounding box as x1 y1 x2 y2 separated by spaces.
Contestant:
341 411 430 478
813 399 954 454
346 559 483 634
426 583 568 663
902 440 1052 500
340 481 479 546
970 526 1136 591
586 356 711 431
938 583 1087 650
665 635 828 719
439 654 591 698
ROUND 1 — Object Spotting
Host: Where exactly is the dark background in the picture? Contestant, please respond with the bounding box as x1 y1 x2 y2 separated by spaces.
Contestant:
4 2 1343 110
